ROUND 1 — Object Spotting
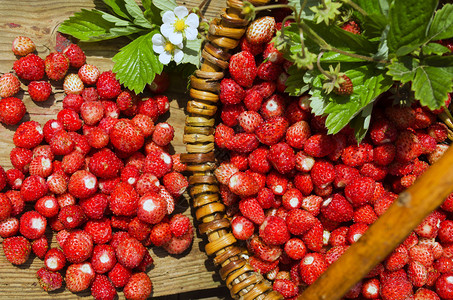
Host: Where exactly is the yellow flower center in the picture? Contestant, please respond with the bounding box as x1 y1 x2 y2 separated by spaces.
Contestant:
164 42 175 53
174 19 186 32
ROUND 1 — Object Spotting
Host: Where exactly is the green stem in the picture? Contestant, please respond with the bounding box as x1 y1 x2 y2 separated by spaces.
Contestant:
341 0 368 17
317 51 333 79
279 15 296 38
253 3 296 13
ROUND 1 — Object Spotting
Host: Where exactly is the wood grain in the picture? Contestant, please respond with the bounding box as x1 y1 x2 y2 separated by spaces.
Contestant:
300 145 453 300
0 0 228 298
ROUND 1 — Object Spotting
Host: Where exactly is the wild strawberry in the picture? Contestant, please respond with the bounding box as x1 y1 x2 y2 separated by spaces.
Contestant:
285 121 310 150
230 215 254 240
246 16 276 45
13 53 45 81
106 182 138 217
63 73 84 94
415 213 440 239
96 71 121 99
110 119 144 153
87 149 122 179
0 96 26 125
12 36 36 56
303 133 334 158
115 236 146 269
91 274 117 300
220 103 245 127
326 245 349 265
229 51 257 88
260 94 286 119
28 155 52 178
237 111 263 133
129 115 154 139
286 208 317 236
281 188 303 210
0 73 20 98
34 195 58 218
84 217 112 244
299 253 327 285
57 108 82 132
247 147 271 174
2 236 31 265
28 80 52 102
44 52 69 81
80 101 104 125
225 132 260 154
361 278 380 299
68 170 98 199
43 247 66 272
65 262 96 293
333 74 353 95
13 120 43 149
263 42 284 63
385 105 417 129
228 171 259 197
9 147 32 173
347 222 369 244
257 61 282 81
244 89 264 111
78 64 100 85
62 229 93 264
219 78 246 105
123 272 152 300
127 217 151 242
385 245 409 271
240 36 265 56
107 263 132 288
134 173 159 196
345 176 376 207
42 119 64 144
160 172 187 199
427 143 449 164
143 150 172 180
89 244 117 274
320 193 353 223
266 142 295 174
36 267 63 292
299 195 322 217
6 190 25 216
380 277 413 300
136 192 166 224
395 130 423 162
58 204 87 230
0 217 19 238
6 169 24 190
428 122 448 143
152 122 174 146
62 44 86 68
414 288 441 300
272 279 299 298
163 224 194 254
255 116 289 146
148 222 171 247
21 175 48 202
341 20 361 34
259 216 290 246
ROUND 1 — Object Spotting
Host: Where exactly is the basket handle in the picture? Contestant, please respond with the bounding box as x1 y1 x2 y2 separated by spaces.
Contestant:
299 145 453 300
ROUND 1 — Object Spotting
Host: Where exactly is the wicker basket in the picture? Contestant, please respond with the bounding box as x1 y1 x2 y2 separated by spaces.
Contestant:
180 1 453 299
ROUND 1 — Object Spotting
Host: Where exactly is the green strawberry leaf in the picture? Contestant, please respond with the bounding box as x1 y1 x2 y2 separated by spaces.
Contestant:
112 30 164 94
349 102 373 143
309 63 393 136
142 0 163 25
180 39 202 67
124 0 153 29
352 0 388 38
412 65 453 110
421 43 451 56
152 0 178 14
427 4 453 41
287 0 318 21
387 0 438 56
285 65 309 96
58 9 143 42
103 0 131 20
386 56 419 84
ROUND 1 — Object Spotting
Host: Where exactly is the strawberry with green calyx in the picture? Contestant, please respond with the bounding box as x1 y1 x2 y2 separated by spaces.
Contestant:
321 63 353 96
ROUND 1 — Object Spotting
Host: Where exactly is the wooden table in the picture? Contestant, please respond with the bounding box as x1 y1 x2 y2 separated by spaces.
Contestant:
0 0 230 298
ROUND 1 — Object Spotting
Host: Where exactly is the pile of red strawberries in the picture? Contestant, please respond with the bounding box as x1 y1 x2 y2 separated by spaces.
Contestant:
215 16 453 299
0 36 193 299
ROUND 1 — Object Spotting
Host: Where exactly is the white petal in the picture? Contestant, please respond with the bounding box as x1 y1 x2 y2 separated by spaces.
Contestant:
152 44 165 54
160 23 174 38
152 34 165 46
175 42 183 49
162 11 176 24
185 13 199 28
173 49 184 64
174 6 188 19
184 27 198 40
159 52 172 65
169 32 183 45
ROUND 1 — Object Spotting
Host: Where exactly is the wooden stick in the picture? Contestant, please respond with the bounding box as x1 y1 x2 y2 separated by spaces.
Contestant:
299 145 453 300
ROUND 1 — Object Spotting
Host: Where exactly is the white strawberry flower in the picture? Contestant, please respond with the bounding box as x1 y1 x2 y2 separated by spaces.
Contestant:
152 33 184 65
160 6 199 45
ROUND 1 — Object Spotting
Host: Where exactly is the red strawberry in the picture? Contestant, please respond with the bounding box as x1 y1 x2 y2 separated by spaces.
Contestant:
231 215 255 240
20 174 48 202
13 53 45 81
244 89 264 111
220 103 245 127
136 192 166 224
286 208 317 236
341 20 361 34
13 120 44 149
0 73 20 98
344 176 376 207
45 52 69 81
34 195 59 218
246 16 276 45
239 197 265 225
273 279 299 298
63 230 93 264
131 114 155 138
36 267 63 292
370 118 398 145
259 216 290 246
255 116 289 146
143 150 172 178
225 133 260 154
57 108 82 132
303 134 335 158
91 274 117 300
12 36 36 56
0 96 26 125
299 253 327 285
286 121 311 149
347 222 369 244
123 272 152 300
229 51 257 88
63 73 84 95
257 61 282 81
0 217 19 238
408 260 428 287
414 288 441 300
436 273 453 299
44 248 66 271
110 119 144 154
219 78 246 104
267 142 295 174
248 147 271 174
162 172 188 198
321 193 353 223
152 122 174 146
28 80 52 102
237 111 263 133
163 225 194 254
78 64 100 85
341 143 373 167
333 74 353 95
108 263 132 288
361 278 380 299
148 222 172 246
385 245 409 271
353 205 377 224
65 262 96 292
62 44 86 68
2 236 31 265
229 172 259 197
90 244 117 274
260 94 286 120
107 182 138 217
96 71 121 99
263 42 284 63
149 72 170 94
395 130 423 162
380 277 413 300
240 36 265 56
414 213 440 239
385 105 417 129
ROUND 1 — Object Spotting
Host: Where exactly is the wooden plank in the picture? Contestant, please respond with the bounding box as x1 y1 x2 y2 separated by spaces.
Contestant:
300 145 453 300
0 0 228 298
